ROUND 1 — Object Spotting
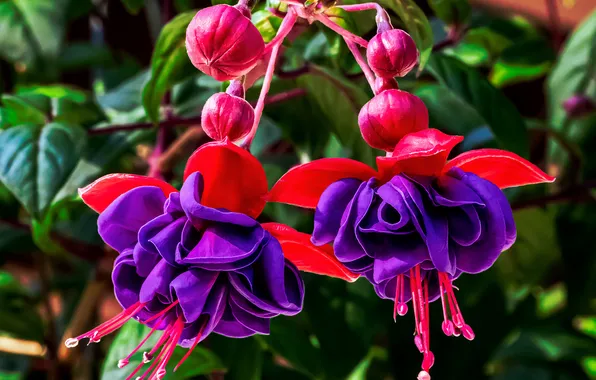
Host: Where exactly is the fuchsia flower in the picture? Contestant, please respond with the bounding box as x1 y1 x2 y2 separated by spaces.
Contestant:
268 128 554 378
66 141 356 379
367 29 419 78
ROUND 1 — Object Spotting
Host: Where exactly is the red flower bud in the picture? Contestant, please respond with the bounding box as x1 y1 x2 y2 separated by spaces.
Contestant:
358 89 428 151
367 29 418 78
201 91 255 142
186 5 265 81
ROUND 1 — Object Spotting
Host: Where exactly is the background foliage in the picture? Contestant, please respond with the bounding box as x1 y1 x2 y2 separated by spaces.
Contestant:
0 0 595 379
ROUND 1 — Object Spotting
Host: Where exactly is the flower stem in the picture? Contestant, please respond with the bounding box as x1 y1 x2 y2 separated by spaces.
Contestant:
244 9 298 150
315 13 368 48
344 39 376 90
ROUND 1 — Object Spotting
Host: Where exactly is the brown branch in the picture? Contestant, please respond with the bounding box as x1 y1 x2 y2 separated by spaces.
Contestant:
512 180 596 210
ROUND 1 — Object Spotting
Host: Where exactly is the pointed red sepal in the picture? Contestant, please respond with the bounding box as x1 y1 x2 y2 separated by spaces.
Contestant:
79 174 177 213
184 140 268 219
444 148 556 189
268 158 378 209
262 223 360 282
378 129 464 180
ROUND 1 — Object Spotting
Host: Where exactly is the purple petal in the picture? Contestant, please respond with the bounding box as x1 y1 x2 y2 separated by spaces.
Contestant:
169 269 219 323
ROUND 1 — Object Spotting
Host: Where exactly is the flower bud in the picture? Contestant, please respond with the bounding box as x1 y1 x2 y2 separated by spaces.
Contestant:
373 77 399 94
201 89 255 142
366 29 418 78
186 5 265 81
563 95 595 119
358 89 428 151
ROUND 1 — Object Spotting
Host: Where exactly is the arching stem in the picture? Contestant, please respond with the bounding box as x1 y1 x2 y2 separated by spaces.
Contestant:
344 39 376 90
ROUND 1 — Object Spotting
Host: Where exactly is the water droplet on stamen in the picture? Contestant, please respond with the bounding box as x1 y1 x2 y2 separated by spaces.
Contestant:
143 352 153 363
65 338 79 348
462 324 475 341
397 303 408 316
117 359 129 368
441 320 454 336
417 370 431 380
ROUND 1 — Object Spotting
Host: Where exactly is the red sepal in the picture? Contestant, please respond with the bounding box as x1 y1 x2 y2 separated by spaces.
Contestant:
378 129 463 180
268 158 378 209
79 174 177 213
263 223 360 282
184 140 268 218
444 148 556 189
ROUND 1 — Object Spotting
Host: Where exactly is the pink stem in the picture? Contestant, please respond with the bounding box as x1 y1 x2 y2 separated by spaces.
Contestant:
244 9 298 149
344 38 376 90
315 14 368 48
337 3 383 13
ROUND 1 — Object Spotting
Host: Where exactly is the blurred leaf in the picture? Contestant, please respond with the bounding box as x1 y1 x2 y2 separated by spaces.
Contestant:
583 357 596 379
377 0 433 72
0 0 69 66
58 43 114 71
574 316 596 339
346 346 388 380
142 11 196 123
297 66 376 165
537 282 567 318
547 9 596 171
252 10 282 44
427 53 529 157
0 123 87 219
495 208 561 305
99 71 150 113
121 0 144 14
445 27 512 66
0 271 44 341
17 85 86 103
0 372 22 380
490 38 554 87
0 95 47 128
209 336 262 380
428 0 471 26
0 223 35 255
101 320 224 380
252 115 283 158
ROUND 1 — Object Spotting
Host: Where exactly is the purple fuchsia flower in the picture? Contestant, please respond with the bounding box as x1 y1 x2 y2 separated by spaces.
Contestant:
268 128 555 378
66 140 356 379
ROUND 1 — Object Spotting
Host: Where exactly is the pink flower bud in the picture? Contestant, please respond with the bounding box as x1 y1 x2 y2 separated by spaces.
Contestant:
563 95 595 119
358 89 428 151
201 92 255 142
186 5 265 81
373 77 399 94
367 29 418 78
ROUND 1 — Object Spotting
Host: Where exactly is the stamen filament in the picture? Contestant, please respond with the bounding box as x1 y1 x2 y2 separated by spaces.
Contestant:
174 319 208 372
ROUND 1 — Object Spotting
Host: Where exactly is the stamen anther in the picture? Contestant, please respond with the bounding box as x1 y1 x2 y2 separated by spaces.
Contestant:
143 352 153 363
441 320 454 336
418 370 431 380
118 359 129 368
65 338 79 348
462 324 475 341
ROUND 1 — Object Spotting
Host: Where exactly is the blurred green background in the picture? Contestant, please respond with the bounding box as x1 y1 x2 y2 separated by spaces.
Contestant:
0 0 595 379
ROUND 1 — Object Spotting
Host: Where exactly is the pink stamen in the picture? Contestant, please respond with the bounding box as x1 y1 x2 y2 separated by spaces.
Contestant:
144 300 179 324
119 315 166 369
151 318 185 379
174 319 208 372
71 302 146 345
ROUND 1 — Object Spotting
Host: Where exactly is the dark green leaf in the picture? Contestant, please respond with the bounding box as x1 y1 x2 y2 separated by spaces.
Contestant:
445 27 512 66
377 0 433 72
0 0 69 66
142 11 197 123
490 38 555 87
428 0 471 26
209 336 262 380
120 0 144 14
547 9 596 171
297 66 376 165
0 95 47 128
0 271 44 341
427 53 529 157
101 320 225 380
252 10 282 44
0 123 87 219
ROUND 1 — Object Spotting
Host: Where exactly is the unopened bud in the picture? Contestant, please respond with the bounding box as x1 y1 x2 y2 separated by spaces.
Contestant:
201 91 255 142
563 95 595 119
358 89 428 151
373 77 398 94
367 29 418 78
186 5 265 81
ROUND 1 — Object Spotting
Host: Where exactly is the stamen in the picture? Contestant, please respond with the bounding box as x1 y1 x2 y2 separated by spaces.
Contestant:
418 370 431 380
144 300 179 324
118 315 166 370
174 319 208 372
151 319 185 379
65 338 79 348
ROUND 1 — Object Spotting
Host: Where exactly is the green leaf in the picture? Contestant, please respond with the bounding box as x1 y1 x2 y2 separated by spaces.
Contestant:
445 27 512 67
427 53 529 157
142 11 197 123
377 0 433 72
252 10 282 44
17 85 87 103
0 123 87 219
210 336 262 380
0 0 69 66
297 66 376 165
120 0 144 14
490 38 554 88
346 346 388 380
428 0 471 26
0 95 48 128
547 9 596 170
101 321 225 380
0 271 44 341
